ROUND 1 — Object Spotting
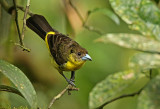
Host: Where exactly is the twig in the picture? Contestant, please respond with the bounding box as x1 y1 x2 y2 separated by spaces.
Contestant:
68 0 103 35
0 0 33 16
0 0 31 52
21 0 30 40
17 5 33 16
68 0 84 24
12 0 30 52
8 5 34 16
14 43 31 52
95 83 148 109
48 84 79 109
13 0 23 46
83 25 103 35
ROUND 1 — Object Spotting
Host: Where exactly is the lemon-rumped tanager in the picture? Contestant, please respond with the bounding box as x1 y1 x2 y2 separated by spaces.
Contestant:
26 14 92 86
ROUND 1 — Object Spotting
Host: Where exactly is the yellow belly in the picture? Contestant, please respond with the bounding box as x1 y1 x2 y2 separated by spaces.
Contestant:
63 60 85 71
50 51 86 71
51 56 85 71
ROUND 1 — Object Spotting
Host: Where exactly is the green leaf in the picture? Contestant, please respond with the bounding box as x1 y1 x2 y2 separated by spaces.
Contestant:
129 53 160 70
109 0 160 40
95 33 160 53
88 8 120 25
0 85 23 97
137 75 160 109
0 60 37 108
89 69 144 109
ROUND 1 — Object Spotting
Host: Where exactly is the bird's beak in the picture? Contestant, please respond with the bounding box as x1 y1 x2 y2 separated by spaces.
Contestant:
82 54 92 61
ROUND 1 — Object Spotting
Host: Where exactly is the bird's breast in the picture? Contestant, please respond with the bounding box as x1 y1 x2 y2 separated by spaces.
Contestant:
63 60 85 71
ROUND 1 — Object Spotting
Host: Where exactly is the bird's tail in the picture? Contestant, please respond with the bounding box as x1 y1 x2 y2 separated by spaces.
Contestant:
26 14 57 40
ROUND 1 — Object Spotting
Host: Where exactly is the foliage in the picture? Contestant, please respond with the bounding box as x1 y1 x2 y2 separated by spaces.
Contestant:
137 75 160 109
89 0 160 108
110 0 160 40
89 70 144 108
0 60 37 108
0 0 160 109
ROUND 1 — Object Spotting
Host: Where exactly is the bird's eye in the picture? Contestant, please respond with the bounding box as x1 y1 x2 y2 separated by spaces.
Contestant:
71 49 74 53
78 52 81 56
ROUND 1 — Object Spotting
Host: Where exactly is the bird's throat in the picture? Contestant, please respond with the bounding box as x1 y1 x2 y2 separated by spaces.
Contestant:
63 54 85 71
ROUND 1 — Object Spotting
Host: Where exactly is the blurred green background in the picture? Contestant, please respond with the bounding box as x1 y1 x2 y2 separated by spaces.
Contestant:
0 0 138 109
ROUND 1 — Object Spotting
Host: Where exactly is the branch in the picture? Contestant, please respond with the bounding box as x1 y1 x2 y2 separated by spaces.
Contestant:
96 82 149 109
14 43 31 52
48 84 79 109
0 0 31 52
68 0 103 35
8 5 34 16
12 0 31 52
13 0 23 46
21 0 30 40
0 0 33 16
68 0 84 24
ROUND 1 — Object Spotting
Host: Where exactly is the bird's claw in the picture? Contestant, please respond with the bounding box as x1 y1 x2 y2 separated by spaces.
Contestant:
67 79 76 87
70 79 75 82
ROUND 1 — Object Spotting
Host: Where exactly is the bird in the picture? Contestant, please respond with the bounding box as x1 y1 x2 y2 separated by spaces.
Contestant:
26 14 92 86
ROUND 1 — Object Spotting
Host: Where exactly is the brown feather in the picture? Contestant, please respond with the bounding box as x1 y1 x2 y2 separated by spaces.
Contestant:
26 14 57 40
26 14 88 69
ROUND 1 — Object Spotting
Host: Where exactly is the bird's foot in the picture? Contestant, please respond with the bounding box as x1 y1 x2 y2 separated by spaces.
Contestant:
70 79 75 82
67 79 76 87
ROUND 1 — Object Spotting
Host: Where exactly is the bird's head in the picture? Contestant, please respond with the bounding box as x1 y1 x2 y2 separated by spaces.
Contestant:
65 42 92 71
